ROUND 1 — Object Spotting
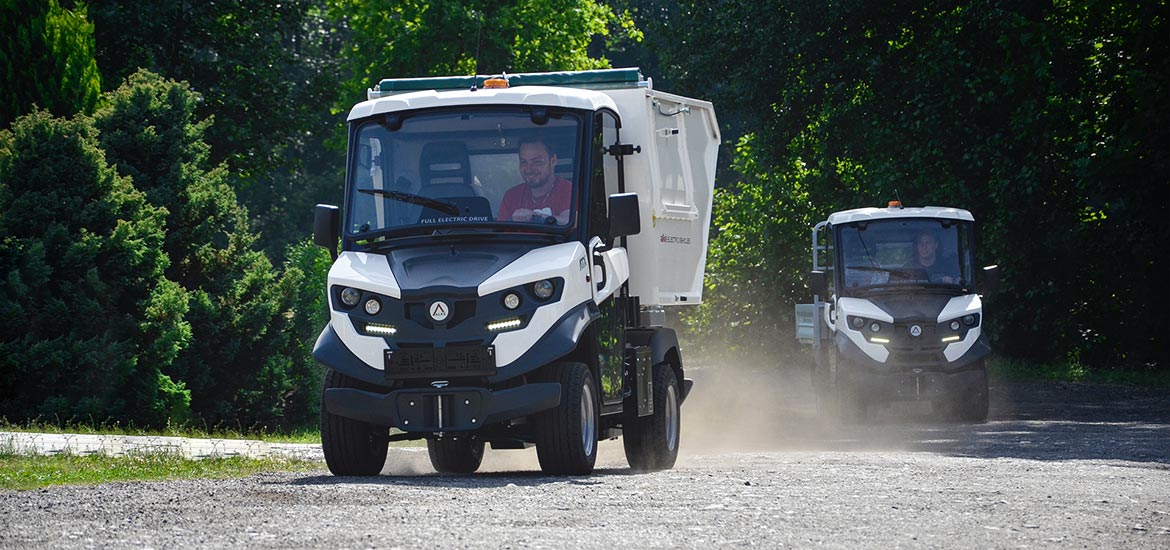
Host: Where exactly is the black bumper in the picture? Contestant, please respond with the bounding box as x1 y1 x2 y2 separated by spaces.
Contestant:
324 383 561 433
849 367 987 402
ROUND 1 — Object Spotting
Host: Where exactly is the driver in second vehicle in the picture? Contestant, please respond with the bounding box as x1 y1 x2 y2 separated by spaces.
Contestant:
497 138 572 225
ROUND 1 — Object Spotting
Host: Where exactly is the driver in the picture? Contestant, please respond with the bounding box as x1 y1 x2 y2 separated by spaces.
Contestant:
496 138 571 225
912 231 959 284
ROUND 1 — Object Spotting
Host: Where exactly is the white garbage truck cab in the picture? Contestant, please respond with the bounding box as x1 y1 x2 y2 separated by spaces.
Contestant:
311 68 719 475
797 202 999 422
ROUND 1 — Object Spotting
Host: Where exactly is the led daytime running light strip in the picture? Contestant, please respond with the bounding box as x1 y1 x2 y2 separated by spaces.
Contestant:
486 317 522 332
364 323 397 336
941 335 961 343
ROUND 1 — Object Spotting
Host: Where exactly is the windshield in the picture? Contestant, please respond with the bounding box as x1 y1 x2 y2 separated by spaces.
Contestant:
837 218 975 292
345 108 584 240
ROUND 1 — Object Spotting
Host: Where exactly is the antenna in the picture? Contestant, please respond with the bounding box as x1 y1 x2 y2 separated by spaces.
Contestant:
470 12 484 91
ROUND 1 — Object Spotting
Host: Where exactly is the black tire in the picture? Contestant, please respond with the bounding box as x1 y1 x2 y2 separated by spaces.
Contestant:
533 362 599 475
321 369 389 476
815 346 865 423
427 436 485 474
939 366 989 422
623 364 681 471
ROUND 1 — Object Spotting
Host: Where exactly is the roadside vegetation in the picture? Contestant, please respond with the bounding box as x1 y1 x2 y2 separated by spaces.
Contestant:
1 0 1163 437
0 452 321 491
0 419 321 444
988 357 1170 388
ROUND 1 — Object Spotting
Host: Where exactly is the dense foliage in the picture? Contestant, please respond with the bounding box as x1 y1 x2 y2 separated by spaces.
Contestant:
0 109 190 425
643 0 1168 370
0 0 102 127
0 0 1164 431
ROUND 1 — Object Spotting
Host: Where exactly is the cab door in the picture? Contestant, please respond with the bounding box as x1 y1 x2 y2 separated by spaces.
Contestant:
588 110 629 406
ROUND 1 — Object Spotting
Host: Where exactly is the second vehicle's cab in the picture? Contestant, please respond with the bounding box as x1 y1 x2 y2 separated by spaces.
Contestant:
801 202 997 421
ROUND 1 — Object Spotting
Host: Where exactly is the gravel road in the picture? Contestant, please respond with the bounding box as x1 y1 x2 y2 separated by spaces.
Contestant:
2 366 1168 549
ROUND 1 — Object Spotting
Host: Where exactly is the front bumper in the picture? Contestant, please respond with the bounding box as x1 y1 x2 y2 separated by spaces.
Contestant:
847 367 987 402
324 383 561 433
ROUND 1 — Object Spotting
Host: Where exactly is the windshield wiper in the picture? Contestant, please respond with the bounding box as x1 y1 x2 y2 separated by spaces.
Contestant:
356 188 459 216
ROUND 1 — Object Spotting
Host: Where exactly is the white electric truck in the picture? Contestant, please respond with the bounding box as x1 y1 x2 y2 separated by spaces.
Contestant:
312 68 719 475
797 202 999 422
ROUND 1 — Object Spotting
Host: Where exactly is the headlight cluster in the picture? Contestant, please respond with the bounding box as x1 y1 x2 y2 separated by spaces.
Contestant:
939 313 980 343
847 316 887 333
336 286 384 318
490 279 558 333
846 315 890 344
500 279 558 311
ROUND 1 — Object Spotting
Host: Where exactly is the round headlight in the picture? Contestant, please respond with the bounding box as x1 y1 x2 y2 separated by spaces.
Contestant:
364 298 381 315
533 279 554 299
950 320 961 331
851 317 865 329
870 322 881 333
340 287 360 307
963 314 977 326
503 292 521 310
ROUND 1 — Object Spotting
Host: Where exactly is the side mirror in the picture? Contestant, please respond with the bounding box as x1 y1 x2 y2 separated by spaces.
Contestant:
981 265 1000 294
607 193 641 239
811 270 827 298
314 204 340 260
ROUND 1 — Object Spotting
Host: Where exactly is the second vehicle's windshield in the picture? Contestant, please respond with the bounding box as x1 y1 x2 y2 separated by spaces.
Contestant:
837 218 975 292
346 108 584 238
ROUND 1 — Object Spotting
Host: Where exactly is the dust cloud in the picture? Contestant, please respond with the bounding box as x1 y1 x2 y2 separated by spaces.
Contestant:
380 353 938 476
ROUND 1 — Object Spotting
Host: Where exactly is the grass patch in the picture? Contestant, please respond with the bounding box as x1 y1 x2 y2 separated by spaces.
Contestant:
0 452 322 491
989 356 1170 387
0 420 320 444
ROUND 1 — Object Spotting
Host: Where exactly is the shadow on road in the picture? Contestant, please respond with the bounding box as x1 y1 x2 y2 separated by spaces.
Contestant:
286 466 641 489
682 365 1170 465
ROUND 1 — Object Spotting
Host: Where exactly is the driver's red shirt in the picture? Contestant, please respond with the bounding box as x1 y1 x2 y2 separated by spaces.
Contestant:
496 177 573 221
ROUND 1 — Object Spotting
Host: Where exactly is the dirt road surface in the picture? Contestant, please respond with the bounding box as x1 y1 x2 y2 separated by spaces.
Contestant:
2 366 1168 548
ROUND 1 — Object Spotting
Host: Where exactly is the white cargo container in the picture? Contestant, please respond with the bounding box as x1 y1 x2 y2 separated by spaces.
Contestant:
312 68 719 476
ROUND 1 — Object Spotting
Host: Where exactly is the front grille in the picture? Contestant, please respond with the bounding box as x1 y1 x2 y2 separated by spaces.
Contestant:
405 300 477 328
885 322 946 369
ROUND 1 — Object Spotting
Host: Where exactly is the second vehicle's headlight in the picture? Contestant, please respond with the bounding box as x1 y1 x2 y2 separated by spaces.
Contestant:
340 287 360 307
533 279 554 299
503 292 521 310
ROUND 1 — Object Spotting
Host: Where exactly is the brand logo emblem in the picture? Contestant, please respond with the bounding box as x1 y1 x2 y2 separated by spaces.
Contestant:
429 301 450 322
910 325 923 337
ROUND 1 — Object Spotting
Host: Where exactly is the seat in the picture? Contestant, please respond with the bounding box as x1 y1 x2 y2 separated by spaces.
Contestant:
418 141 481 198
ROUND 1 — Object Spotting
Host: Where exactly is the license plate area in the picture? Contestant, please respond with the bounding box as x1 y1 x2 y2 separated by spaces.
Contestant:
384 346 496 380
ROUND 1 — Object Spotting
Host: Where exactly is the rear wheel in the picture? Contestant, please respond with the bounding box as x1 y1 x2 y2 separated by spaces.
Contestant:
427 436 485 474
321 369 389 476
623 364 681 471
533 362 599 475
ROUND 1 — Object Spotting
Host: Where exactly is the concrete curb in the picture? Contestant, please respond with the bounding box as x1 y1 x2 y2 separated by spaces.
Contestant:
0 431 323 461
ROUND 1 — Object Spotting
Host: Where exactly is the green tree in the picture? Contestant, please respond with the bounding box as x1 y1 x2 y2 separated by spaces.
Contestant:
656 0 1168 369
92 70 318 429
0 109 190 427
87 0 345 257
328 0 638 110
0 0 102 127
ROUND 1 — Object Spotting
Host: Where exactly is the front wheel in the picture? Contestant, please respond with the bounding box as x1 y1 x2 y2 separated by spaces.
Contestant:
938 365 989 422
533 362 599 475
623 364 681 471
427 436 485 474
321 369 389 476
